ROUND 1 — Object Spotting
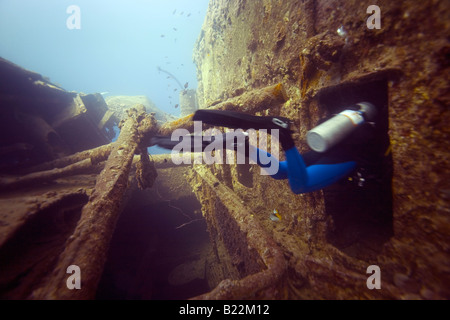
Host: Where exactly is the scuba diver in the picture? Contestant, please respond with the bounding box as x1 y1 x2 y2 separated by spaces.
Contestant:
151 102 380 194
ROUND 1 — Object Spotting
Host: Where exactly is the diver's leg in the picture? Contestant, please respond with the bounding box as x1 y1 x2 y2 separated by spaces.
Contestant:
284 147 309 192
240 141 355 193
293 162 356 194
279 127 356 194
281 146 356 194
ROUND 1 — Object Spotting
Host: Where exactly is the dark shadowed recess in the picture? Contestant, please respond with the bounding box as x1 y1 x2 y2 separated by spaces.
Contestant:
0 193 88 299
319 78 394 261
96 189 210 300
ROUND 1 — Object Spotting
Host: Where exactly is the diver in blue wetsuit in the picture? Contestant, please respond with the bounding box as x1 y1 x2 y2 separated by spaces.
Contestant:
151 102 378 194
250 139 357 194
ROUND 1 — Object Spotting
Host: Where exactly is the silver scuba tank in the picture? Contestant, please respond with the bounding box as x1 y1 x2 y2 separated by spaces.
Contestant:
306 102 377 153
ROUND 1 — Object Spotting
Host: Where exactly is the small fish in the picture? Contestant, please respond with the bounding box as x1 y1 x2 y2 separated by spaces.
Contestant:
269 209 282 222
174 104 179 108
187 13 191 17
174 88 177 92
180 11 184 15
173 9 176 15
184 82 189 89
173 28 177 31
337 25 347 38
161 34 165 38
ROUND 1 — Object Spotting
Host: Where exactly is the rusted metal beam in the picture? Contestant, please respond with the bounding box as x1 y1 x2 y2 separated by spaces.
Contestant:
24 84 288 175
23 143 113 173
158 83 288 135
0 158 104 191
191 165 287 299
4 153 196 193
30 106 157 299
150 153 202 169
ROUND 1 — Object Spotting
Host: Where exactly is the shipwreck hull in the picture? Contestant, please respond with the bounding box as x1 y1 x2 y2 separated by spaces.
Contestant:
0 0 448 300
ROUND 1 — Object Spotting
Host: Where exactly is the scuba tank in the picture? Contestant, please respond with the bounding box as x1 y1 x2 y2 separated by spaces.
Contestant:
306 102 377 153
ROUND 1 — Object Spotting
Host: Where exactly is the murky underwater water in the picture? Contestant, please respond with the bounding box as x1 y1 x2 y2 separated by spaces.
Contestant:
96 187 211 300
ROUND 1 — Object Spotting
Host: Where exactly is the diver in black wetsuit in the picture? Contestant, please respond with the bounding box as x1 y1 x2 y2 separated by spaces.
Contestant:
151 102 379 194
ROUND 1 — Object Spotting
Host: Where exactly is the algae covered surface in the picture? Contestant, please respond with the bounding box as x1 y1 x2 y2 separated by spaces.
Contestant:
188 0 449 299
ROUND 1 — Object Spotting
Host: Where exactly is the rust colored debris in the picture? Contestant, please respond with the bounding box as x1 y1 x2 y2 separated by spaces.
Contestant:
23 143 113 173
0 159 105 191
30 106 157 299
0 151 196 193
135 148 158 190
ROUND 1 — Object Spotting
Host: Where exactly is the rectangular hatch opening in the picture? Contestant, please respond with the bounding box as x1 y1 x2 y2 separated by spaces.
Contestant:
318 79 394 261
